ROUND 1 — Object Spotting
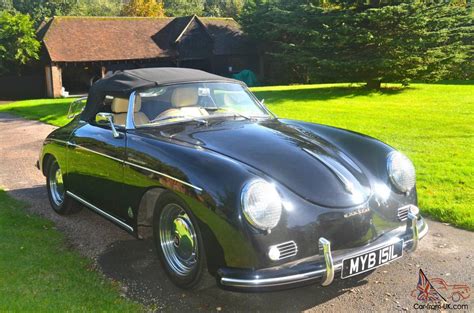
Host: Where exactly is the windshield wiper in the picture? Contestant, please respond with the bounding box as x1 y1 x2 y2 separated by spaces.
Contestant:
149 115 208 126
150 115 186 123
204 107 252 121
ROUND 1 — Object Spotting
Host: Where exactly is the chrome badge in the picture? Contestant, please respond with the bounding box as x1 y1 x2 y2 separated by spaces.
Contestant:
344 207 370 218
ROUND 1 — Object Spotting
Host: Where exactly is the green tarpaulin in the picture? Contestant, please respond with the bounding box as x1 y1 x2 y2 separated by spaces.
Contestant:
232 69 258 87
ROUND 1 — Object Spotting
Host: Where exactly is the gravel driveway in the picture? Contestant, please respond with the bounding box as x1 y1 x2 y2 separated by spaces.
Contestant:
0 112 472 312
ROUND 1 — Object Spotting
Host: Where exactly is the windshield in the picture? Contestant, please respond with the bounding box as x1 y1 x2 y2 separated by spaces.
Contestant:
134 82 269 127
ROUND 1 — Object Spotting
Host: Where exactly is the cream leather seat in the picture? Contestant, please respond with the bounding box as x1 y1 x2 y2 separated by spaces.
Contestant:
111 96 149 126
157 87 208 119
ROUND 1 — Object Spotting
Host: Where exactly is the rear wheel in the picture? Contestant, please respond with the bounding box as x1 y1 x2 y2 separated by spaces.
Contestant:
46 158 81 215
153 192 211 289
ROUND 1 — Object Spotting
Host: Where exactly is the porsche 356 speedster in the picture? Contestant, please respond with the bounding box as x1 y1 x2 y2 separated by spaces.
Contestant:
37 68 427 290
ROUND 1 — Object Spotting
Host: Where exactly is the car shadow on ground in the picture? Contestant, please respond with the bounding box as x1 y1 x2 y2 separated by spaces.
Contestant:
98 238 371 312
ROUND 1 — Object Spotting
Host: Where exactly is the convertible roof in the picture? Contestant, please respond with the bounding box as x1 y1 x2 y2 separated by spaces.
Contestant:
81 67 238 121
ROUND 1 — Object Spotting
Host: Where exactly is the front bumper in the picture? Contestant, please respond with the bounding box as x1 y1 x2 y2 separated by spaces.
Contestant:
218 213 427 290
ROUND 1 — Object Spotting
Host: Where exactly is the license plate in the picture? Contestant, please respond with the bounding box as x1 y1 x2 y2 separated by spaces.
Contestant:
341 240 403 279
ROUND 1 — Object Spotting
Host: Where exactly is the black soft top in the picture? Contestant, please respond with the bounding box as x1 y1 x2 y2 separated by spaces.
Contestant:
81 67 239 121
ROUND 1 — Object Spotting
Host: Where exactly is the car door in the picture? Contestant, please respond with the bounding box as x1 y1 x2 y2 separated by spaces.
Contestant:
67 120 128 222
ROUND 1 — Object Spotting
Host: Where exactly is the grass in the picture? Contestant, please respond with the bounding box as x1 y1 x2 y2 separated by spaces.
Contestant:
0 97 72 126
0 82 472 230
252 82 474 230
0 189 142 311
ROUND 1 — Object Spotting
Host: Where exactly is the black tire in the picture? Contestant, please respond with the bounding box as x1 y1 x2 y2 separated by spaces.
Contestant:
153 191 212 289
46 158 81 215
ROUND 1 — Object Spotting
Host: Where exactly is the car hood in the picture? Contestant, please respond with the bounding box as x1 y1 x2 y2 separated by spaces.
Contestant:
147 119 372 208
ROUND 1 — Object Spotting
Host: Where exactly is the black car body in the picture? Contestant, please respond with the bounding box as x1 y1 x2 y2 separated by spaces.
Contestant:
38 68 427 290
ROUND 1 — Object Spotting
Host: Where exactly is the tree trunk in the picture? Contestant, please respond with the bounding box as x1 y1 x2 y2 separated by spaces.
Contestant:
366 80 382 90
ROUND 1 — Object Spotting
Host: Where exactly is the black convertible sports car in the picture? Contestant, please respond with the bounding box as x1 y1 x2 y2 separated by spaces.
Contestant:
38 68 427 290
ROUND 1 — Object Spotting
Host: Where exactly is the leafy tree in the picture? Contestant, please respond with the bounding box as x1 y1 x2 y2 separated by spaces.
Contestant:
3 0 124 24
0 0 14 10
69 0 123 16
204 0 246 17
240 0 473 87
0 11 40 74
9 0 77 26
163 0 204 16
121 0 165 16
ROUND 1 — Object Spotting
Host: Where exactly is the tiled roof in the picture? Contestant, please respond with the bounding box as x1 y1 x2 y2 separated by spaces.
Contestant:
37 16 252 62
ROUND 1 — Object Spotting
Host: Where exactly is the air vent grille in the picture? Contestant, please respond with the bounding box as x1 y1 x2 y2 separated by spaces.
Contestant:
397 205 410 221
273 241 298 260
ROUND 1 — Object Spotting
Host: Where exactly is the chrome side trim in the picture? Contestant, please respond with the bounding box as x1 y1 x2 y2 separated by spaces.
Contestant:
124 161 203 192
66 191 133 232
71 143 124 163
319 237 334 286
68 143 202 191
49 138 70 145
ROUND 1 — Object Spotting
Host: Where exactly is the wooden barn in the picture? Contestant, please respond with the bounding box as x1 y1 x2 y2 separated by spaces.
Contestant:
36 15 260 98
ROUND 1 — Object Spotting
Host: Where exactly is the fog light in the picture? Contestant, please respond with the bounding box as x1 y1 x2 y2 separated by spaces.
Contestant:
268 246 280 261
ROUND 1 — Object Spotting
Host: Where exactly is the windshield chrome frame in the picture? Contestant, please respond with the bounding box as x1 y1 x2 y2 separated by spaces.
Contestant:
126 91 136 130
126 82 276 129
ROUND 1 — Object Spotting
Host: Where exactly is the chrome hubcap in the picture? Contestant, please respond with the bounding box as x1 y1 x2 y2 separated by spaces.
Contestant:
50 163 65 206
159 203 198 276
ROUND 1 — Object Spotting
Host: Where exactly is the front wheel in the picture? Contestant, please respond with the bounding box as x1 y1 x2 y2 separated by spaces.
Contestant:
46 158 81 215
153 192 210 289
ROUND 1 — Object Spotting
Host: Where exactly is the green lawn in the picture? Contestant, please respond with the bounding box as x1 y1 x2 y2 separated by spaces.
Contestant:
0 190 142 311
0 97 72 126
1 82 472 230
253 83 473 230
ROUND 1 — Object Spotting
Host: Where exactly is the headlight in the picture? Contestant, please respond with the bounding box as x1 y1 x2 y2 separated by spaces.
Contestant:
241 180 282 231
387 151 416 193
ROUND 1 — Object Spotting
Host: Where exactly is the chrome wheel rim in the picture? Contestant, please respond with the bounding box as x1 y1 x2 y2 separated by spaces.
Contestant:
49 163 65 206
159 203 198 276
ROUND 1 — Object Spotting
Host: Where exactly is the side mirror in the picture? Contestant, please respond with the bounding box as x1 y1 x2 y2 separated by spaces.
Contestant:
95 112 113 125
95 112 121 138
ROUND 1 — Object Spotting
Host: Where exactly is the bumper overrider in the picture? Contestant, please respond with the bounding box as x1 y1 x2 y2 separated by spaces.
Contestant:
218 212 427 290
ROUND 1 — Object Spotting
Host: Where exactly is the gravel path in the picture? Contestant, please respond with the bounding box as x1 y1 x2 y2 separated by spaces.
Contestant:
0 112 472 312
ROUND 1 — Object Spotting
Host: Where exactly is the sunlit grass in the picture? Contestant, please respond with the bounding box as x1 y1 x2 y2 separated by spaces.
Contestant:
253 82 473 230
0 190 142 311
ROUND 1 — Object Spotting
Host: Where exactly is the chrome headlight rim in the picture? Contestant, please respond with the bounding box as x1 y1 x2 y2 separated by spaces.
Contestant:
387 151 416 193
241 179 283 231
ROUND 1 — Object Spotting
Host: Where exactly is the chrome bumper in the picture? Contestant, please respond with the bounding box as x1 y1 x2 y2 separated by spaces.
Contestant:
219 214 427 289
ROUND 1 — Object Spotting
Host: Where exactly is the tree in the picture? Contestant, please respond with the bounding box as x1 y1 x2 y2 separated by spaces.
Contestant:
69 0 123 16
240 0 473 87
121 0 165 17
204 0 246 17
163 0 204 16
3 0 124 25
9 0 77 26
0 11 40 74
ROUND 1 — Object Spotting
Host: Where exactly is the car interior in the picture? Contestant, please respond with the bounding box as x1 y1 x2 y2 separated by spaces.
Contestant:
98 83 259 129
101 86 213 128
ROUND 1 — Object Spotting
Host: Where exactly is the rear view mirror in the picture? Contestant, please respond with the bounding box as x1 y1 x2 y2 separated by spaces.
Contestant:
95 112 121 138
